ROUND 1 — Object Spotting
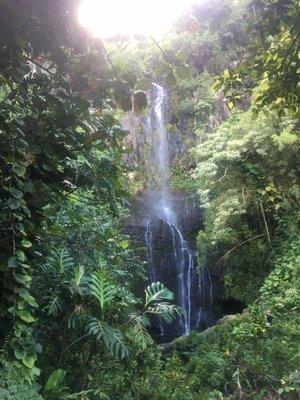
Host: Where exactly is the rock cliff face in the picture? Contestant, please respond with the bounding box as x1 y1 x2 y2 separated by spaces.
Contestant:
122 88 193 176
125 189 223 341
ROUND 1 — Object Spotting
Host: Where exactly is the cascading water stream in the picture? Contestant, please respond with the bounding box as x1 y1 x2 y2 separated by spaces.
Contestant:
169 224 194 335
145 221 155 282
145 83 195 336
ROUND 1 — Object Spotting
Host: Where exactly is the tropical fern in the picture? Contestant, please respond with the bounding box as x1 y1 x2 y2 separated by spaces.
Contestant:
69 266 85 295
41 249 82 318
86 317 129 358
73 266 85 287
42 295 63 317
118 287 140 307
144 282 181 324
128 313 153 349
145 282 174 306
146 302 181 324
67 312 87 330
47 248 74 275
88 270 117 311
0 362 42 400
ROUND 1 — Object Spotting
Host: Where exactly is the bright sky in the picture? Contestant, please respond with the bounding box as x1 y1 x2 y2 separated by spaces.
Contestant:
78 0 200 38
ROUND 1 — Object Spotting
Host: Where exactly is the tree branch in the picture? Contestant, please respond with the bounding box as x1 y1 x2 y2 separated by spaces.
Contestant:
259 202 272 248
149 35 174 70
216 234 264 265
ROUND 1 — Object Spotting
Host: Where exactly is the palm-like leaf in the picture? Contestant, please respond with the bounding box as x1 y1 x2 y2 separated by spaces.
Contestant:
67 312 87 330
73 266 85 287
41 249 79 318
118 287 140 307
145 282 174 307
86 317 129 358
128 313 153 349
42 295 63 317
47 248 74 275
88 270 117 311
146 302 182 324
69 266 85 295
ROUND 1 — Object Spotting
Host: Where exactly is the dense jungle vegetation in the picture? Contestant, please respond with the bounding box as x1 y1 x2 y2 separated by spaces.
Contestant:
0 0 299 399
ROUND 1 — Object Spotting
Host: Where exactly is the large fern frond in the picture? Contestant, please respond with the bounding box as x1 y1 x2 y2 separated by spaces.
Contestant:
42 294 64 317
145 282 174 307
67 312 87 330
118 287 140 307
86 317 129 358
0 362 42 400
73 266 85 287
47 248 74 275
88 270 117 311
128 313 153 349
69 266 85 295
146 302 182 324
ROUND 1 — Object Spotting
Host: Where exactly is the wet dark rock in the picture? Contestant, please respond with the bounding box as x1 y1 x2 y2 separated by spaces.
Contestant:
125 189 222 340
133 91 147 114
215 297 247 316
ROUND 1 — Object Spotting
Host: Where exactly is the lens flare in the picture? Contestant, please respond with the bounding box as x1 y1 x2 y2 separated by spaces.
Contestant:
78 0 196 38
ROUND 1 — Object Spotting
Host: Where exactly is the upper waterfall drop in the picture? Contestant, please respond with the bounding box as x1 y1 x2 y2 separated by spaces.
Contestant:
149 83 174 223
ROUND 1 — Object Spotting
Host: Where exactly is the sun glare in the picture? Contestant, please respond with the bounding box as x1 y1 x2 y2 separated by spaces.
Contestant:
78 0 197 38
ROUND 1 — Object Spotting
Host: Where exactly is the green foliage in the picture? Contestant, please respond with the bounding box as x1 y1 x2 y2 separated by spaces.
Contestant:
144 282 181 324
193 107 299 301
145 282 174 306
88 270 118 312
0 0 299 398
33 247 179 390
0 362 42 400
86 318 129 359
44 193 146 288
43 369 69 400
170 164 196 192
214 0 300 113
0 0 127 373
100 236 297 400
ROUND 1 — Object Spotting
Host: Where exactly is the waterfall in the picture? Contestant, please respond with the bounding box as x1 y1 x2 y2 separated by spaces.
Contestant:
145 83 196 336
145 221 155 282
169 225 194 335
122 83 217 339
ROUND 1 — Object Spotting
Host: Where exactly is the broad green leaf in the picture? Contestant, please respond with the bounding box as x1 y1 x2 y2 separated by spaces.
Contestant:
22 352 37 368
7 198 21 209
223 69 230 79
14 347 26 360
88 270 117 310
119 240 129 249
13 163 26 177
145 282 174 307
45 369 66 391
8 256 17 268
9 187 23 199
15 274 32 284
16 250 26 261
21 239 32 248
18 309 35 323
